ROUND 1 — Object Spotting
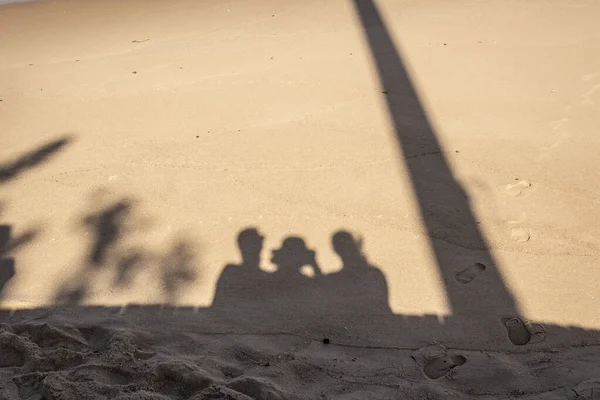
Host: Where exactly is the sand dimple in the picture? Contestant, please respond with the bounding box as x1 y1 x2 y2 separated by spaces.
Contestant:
455 262 486 284
227 377 286 400
14 323 88 350
114 391 173 400
219 362 244 379
34 347 86 371
71 364 134 385
191 385 254 400
156 361 217 394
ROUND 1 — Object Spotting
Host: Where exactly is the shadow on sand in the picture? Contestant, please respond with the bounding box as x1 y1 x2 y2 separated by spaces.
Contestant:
0 1 599 398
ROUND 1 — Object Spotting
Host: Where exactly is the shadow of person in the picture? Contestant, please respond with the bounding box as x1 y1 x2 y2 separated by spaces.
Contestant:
324 230 391 317
212 228 269 307
267 236 324 313
270 237 322 282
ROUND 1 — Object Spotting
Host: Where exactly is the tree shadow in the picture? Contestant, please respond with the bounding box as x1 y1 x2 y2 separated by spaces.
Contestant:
54 193 199 307
0 225 39 301
54 196 138 305
0 136 72 301
0 136 73 184
160 239 198 305
84 200 133 267
0 225 16 300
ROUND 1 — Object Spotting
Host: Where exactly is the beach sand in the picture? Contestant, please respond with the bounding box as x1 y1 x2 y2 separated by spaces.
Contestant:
1 0 599 398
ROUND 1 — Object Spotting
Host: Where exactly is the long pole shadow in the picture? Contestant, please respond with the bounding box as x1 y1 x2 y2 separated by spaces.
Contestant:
352 0 520 319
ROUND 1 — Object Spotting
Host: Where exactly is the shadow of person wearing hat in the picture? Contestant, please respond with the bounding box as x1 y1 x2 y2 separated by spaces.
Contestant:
212 227 269 307
268 236 323 301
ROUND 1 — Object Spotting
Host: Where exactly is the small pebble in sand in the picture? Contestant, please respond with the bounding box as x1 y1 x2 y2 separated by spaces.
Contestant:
132 71 137 74
196 136 199 138
323 338 330 344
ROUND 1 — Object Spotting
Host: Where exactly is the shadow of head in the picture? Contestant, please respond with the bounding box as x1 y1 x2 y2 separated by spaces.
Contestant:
237 228 264 266
271 236 315 272
332 230 365 266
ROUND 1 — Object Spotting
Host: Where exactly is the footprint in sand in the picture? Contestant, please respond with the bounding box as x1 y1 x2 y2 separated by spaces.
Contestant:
528 323 547 344
506 216 531 243
502 317 531 346
510 226 531 242
423 355 467 380
504 180 532 197
567 379 600 400
455 263 486 284
582 84 600 107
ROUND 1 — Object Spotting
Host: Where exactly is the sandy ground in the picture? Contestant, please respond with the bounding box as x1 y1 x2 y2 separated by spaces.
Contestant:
1 0 599 398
